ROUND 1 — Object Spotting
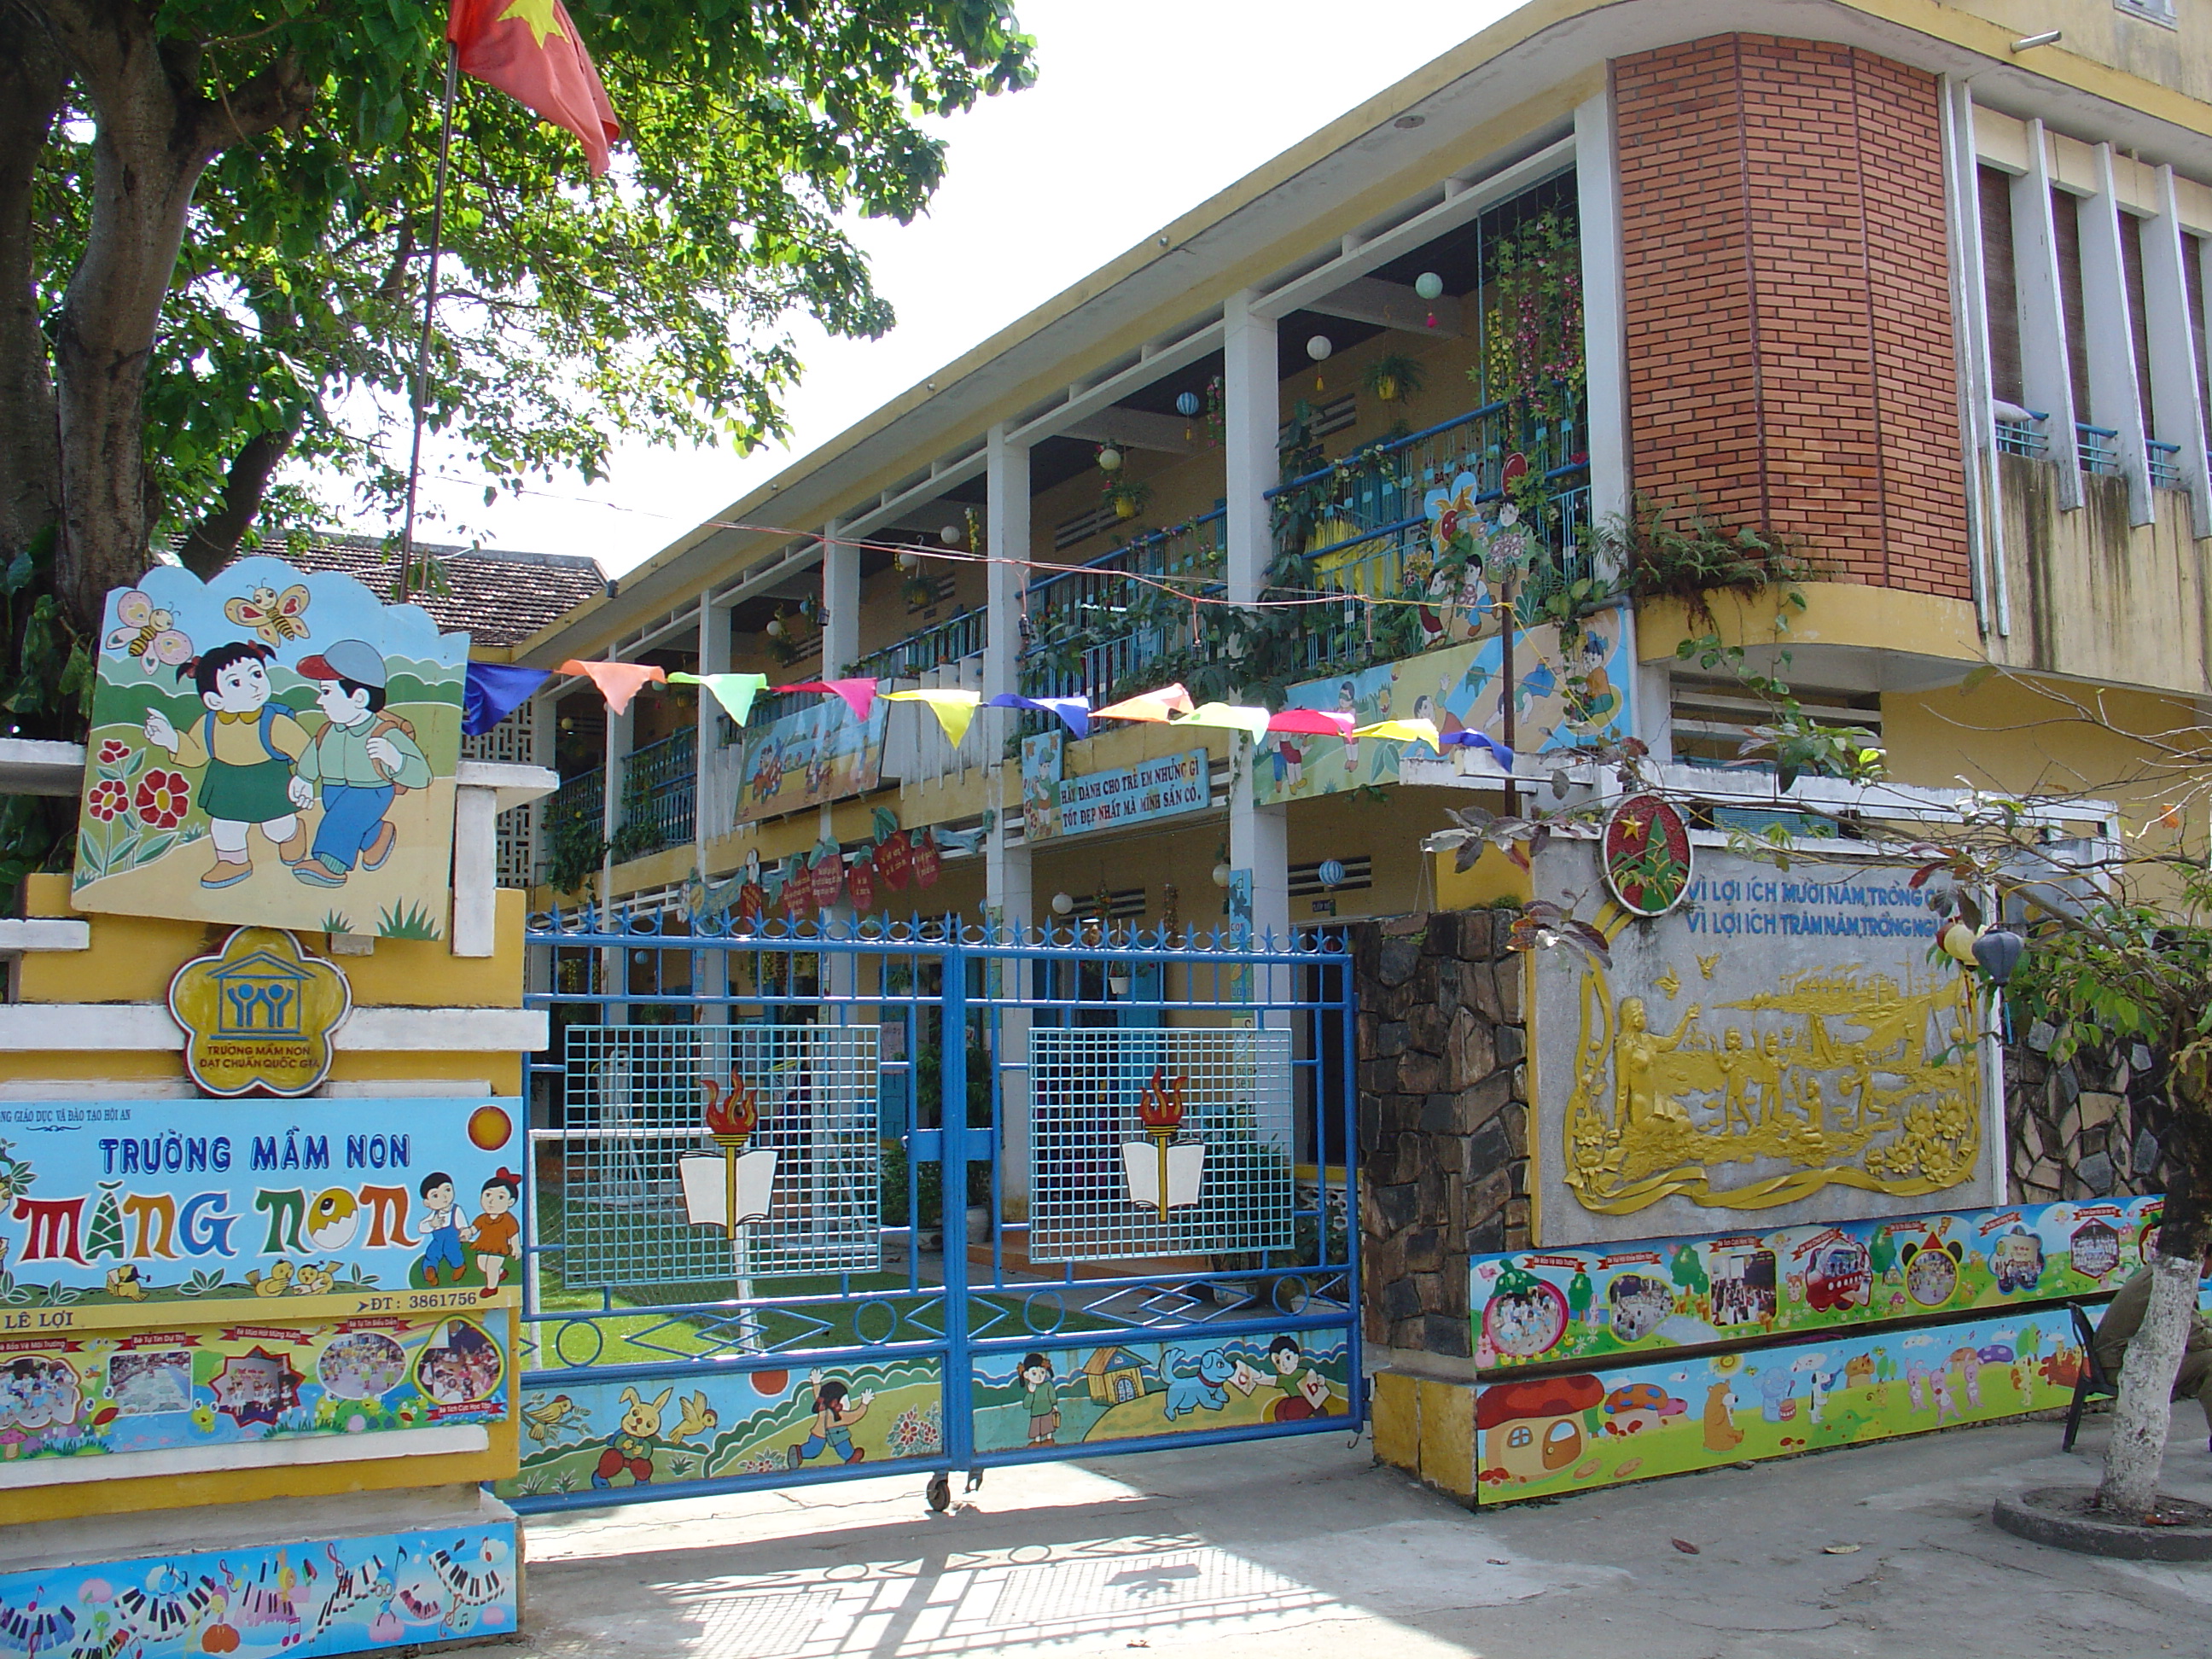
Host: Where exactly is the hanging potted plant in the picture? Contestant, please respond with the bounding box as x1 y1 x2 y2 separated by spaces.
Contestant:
897 550 936 611
1103 474 1152 521
764 608 804 666
1362 352 1425 406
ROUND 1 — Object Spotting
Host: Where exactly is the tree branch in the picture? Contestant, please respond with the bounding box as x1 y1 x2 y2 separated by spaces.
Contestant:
174 425 294 575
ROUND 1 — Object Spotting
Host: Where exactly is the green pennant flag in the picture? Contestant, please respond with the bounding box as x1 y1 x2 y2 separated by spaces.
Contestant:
668 671 769 726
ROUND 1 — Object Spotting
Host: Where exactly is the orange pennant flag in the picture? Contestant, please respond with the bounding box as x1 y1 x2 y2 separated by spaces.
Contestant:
1094 683 1196 725
559 659 665 715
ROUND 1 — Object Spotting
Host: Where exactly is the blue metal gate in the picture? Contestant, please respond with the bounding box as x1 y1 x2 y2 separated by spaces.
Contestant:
502 907 1359 1511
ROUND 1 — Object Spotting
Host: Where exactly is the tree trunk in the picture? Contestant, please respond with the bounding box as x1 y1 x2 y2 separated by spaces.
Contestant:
2096 1133 2210 1515
2096 1249 2199 1514
0 19 66 565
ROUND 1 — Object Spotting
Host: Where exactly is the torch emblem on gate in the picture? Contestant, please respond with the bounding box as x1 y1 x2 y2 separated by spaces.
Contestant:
681 1075 778 1231
1123 1069 1204 1213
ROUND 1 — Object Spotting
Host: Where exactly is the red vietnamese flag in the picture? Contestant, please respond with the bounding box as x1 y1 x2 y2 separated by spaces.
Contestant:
447 0 620 175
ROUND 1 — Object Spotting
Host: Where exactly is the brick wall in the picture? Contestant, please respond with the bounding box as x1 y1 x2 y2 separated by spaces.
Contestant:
1350 911 1531 1365
1615 36 1970 598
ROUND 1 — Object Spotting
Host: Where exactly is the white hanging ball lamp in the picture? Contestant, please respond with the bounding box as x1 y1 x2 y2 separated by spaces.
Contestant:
1097 444 1124 474
940 522 963 545
1050 891 1075 916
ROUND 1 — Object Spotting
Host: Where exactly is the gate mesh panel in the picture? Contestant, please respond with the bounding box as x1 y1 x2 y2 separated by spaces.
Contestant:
1026 1027 1295 1262
558 1023 879 1284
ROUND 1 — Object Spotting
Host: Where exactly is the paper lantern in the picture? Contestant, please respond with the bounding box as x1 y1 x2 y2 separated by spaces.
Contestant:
1317 859 1346 888
940 522 963 545
1050 891 1075 916
1175 391 1202 417
1414 271 1444 300
1974 928 2026 987
1306 335 1333 361
1211 862 1233 888
1097 445 1124 473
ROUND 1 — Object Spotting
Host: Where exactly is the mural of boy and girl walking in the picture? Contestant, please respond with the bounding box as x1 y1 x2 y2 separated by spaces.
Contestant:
416 1168 522 1299
73 556 468 937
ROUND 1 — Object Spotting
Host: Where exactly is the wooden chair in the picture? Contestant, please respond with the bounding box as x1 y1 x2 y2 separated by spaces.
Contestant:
2062 1301 2120 1452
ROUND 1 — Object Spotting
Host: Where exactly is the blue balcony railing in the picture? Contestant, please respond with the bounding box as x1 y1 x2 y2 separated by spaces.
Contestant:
536 765 604 885
2077 423 2121 476
1022 509 1225 705
1266 399 1592 672
1994 407 2048 458
2147 439 2183 489
614 725 695 856
853 608 987 684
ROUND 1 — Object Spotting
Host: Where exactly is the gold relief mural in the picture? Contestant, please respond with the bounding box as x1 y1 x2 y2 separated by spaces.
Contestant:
1563 960 1979 1215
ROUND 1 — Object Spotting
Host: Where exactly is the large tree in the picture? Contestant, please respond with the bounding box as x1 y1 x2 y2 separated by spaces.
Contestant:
3 0 1033 645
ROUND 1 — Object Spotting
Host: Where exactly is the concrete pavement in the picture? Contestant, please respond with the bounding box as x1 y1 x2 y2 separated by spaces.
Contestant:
509 1405 2212 1658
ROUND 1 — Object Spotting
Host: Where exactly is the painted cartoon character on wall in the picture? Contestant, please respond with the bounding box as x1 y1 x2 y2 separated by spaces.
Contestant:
465 1169 521 1299
1989 1227 2045 1294
418 1172 466 1286
143 641 311 888
1019 1353 1060 1447
1756 1368 1796 1423
290 639 431 889
1161 1347 1236 1419
789 1375 873 1468
591 1385 718 1487
1263 1335 1331 1422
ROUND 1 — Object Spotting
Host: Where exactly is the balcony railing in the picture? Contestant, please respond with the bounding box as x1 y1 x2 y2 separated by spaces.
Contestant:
853 608 987 684
2147 439 2183 489
536 765 604 886
2077 423 2121 476
1267 399 1592 673
614 725 695 857
1021 509 1226 705
1993 405 2048 458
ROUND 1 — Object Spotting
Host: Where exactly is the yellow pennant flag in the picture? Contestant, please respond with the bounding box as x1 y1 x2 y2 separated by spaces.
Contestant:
883 688 980 747
1175 702 1272 742
1352 718 1442 754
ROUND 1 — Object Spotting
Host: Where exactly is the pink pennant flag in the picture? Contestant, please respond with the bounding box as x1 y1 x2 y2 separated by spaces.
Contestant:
776 678 879 720
1093 683 1196 725
1267 708 1356 737
558 659 667 716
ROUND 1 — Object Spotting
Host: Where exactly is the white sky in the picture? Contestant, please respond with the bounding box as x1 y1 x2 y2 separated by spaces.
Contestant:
364 0 1511 576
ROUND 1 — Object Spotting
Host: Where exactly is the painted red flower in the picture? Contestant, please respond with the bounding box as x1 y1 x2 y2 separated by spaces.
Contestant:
96 738 131 766
86 779 130 822
134 770 190 829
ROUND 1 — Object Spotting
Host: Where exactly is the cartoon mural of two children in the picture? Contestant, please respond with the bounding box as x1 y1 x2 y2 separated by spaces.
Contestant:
143 637 428 890
416 1169 522 1298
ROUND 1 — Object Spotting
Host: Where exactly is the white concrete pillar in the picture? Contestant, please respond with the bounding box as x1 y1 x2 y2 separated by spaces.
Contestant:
601 696 632 1020
2012 120 2086 510
1575 90 1630 535
821 519 859 676
2080 143 2153 525
450 785 498 958
1941 78 2005 640
696 597 731 1022
2141 165 2212 538
981 429 1034 1219
1223 290 1291 982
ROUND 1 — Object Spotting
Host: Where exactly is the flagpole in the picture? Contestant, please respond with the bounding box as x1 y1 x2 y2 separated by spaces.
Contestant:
399 39 461 606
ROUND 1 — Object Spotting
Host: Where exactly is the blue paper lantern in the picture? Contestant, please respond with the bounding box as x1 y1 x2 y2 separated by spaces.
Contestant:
1317 859 1346 889
1175 391 1202 418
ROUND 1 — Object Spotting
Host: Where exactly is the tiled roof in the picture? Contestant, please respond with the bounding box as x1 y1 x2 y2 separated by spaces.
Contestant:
220 533 608 649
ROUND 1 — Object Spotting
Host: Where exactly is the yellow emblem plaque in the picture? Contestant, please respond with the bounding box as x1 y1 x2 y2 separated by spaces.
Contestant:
167 926 352 1095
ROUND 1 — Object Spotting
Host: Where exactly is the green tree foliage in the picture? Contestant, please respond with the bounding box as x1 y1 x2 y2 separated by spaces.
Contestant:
4 0 1033 628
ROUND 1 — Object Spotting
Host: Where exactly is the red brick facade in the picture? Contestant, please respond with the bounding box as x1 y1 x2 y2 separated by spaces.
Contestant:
1615 37 1970 597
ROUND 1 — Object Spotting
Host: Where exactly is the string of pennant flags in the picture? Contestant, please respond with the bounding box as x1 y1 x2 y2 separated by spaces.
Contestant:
463 658 1516 770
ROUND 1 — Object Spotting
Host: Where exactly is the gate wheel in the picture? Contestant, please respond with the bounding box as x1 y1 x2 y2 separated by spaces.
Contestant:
925 1471 952 1513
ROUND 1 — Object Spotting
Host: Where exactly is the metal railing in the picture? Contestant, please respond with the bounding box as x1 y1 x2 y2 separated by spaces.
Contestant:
1267 399 1593 672
1021 509 1226 705
535 765 605 885
2076 422 2121 476
615 725 695 855
2147 438 2183 489
853 608 987 684
1993 407 2048 458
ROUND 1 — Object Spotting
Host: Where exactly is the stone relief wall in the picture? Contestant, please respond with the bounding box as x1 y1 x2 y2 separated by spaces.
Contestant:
1348 911 1529 1364
2006 1032 2169 1202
